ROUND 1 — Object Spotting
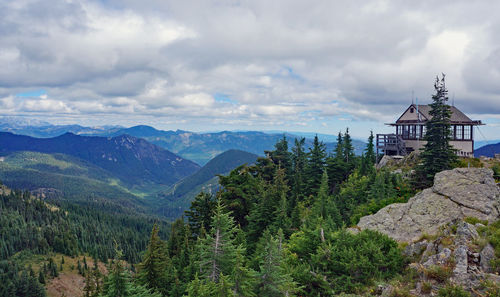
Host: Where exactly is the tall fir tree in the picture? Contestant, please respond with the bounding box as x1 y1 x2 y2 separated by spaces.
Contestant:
196 199 240 283
304 135 326 198
137 224 169 294
413 74 458 188
185 192 215 238
326 131 347 193
255 230 298 297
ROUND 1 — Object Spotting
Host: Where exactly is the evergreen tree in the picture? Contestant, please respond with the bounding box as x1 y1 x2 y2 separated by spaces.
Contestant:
255 230 298 297
137 224 168 294
269 136 293 179
290 137 307 228
413 74 458 188
100 248 161 297
185 192 215 238
365 130 376 165
196 199 241 283
38 269 45 285
326 132 347 193
342 128 355 166
247 169 288 247
309 170 342 230
218 165 260 228
231 249 257 297
304 135 326 198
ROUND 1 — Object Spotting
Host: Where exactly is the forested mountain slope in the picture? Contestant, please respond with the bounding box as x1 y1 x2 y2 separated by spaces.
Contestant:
155 149 258 218
0 132 200 187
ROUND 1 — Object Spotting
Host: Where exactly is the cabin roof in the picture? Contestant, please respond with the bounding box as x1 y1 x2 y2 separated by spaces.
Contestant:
392 104 482 125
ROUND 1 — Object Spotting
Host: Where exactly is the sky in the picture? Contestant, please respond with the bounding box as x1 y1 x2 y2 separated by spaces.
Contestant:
0 0 499 140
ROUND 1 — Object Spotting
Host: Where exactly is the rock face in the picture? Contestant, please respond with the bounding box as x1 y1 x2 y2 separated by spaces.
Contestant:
402 222 500 296
357 168 500 242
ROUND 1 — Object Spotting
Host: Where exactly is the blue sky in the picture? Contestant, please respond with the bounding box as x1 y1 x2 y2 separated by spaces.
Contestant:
0 0 499 140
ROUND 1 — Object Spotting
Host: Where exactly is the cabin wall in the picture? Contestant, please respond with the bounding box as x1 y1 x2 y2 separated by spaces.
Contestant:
403 140 473 157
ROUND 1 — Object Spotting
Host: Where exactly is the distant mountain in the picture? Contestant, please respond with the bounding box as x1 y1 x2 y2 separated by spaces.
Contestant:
109 125 366 165
474 140 500 150
474 142 500 158
155 149 259 218
0 132 200 187
0 117 122 137
0 119 367 165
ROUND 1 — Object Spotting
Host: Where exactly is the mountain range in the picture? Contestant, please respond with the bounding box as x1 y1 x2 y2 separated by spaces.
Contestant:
0 132 200 188
0 118 367 166
474 142 500 158
155 149 259 218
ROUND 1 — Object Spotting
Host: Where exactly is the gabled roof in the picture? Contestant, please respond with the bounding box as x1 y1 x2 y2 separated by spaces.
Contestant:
394 104 481 125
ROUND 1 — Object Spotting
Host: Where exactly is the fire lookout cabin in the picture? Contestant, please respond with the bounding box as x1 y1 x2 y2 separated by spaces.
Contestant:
376 104 483 158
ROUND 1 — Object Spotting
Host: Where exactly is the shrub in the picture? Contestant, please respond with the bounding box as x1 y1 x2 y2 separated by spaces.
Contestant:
421 281 432 294
312 229 404 294
437 284 470 297
464 217 489 226
424 265 452 283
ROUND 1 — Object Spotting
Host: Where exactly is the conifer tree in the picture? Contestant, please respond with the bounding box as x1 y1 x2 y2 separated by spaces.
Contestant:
342 128 355 165
232 249 257 297
290 137 307 228
255 230 298 297
326 131 347 192
196 199 240 283
137 224 168 293
309 170 342 230
365 130 376 165
270 136 293 179
38 269 45 285
413 74 458 188
185 192 215 238
304 135 326 198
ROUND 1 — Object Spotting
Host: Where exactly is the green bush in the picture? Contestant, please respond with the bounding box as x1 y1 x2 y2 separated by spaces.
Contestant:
424 265 453 283
464 217 489 226
312 229 404 293
438 284 470 297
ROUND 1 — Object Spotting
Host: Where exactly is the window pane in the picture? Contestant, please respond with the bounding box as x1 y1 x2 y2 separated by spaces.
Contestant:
464 125 471 140
456 125 463 140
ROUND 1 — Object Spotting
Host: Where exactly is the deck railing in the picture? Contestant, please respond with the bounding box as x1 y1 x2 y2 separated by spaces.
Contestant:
376 134 407 157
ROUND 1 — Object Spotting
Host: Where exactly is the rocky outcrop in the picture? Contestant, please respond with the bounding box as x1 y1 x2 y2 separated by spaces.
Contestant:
401 221 500 296
357 168 500 242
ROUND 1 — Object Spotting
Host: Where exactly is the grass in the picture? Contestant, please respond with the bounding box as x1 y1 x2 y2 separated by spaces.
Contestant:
424 265 453 283
437 284 470 297
464 216 489 226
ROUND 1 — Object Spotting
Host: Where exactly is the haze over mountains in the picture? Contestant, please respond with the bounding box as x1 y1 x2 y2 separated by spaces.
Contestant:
0 117 367 220
0 118 367 165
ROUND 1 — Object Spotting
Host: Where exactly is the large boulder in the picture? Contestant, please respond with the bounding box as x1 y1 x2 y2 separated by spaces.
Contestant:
357 168 500 242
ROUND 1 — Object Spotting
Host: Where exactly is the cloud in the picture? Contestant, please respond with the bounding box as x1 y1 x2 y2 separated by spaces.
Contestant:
0 0 499 138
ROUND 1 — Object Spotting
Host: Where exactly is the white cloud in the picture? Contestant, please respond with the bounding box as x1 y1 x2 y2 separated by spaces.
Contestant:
0 0 499 138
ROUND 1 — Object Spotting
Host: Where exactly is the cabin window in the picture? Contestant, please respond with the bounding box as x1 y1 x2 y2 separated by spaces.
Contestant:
402 125 409 139
410 107 414 113
464 125 471 140
409 125 416 139
417 125 424 139
422 126 426 137
456 125 463 140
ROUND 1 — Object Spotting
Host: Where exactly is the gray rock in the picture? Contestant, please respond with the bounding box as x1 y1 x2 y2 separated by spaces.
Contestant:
453 245 468 275
422 247 452 268
404 240 428 258
456 222 479 243
357 168 500 242
433 168 500 221
480 243 495 273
